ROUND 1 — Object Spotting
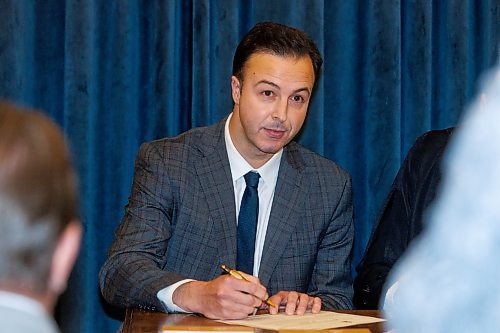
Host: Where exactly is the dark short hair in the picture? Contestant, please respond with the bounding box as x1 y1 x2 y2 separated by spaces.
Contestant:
0 101 79 291
232 22 323 85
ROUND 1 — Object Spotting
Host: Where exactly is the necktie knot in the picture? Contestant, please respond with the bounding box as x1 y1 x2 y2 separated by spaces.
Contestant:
244 171 260 189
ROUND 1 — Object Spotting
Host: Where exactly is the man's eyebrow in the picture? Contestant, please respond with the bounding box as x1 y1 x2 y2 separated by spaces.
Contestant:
255 80 311 95
254 80 280 89
293 87 311 95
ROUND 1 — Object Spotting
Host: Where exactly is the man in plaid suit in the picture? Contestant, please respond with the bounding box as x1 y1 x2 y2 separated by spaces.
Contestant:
100 22 354 320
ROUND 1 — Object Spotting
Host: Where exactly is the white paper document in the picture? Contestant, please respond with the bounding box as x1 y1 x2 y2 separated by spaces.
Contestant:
217 311 385 330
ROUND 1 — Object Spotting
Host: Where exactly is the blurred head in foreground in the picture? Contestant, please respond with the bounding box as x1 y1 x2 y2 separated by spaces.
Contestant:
0 101 81 315
386 66 500 332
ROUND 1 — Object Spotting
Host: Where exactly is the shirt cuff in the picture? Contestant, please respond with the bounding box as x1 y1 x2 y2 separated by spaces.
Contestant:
157 279 195 313
383 280 400 310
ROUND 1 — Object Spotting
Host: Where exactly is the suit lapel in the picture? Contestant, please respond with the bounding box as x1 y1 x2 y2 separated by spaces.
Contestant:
193 119 238 277
258 144 305 286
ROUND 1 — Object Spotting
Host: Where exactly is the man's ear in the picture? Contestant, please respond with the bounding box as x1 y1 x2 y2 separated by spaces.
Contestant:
48 220 82 295
231 76 241 104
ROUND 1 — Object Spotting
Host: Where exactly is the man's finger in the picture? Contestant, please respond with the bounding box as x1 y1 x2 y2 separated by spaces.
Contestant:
311 297 322 313
285 291 299 315
295 293 310 315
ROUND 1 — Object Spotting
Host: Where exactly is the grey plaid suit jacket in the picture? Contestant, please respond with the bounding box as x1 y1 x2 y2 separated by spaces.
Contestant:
99 118 354 312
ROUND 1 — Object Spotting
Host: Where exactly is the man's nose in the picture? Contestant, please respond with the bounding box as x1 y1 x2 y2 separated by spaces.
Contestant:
271 98 288 122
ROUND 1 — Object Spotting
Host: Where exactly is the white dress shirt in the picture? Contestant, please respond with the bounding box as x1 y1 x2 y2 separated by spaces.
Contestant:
225 113 282 276
157 113 282 312
0 290 59 333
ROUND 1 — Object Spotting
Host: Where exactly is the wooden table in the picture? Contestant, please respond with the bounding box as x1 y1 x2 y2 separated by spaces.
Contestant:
122 309 386 333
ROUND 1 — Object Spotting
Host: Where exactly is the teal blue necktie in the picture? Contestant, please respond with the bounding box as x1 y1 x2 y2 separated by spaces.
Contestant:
236 171 260 274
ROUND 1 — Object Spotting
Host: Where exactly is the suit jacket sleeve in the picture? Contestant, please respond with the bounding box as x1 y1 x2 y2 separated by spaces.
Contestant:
309 172 354 310
99 141 183 312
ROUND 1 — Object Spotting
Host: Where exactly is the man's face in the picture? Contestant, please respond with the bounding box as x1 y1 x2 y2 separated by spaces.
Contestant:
229 52 315 168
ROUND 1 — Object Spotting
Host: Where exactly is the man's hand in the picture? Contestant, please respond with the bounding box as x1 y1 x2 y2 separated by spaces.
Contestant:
172 272 268 319
266 291 321 315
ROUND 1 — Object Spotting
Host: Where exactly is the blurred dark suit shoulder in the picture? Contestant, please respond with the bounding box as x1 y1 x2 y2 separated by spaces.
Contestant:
353 127 454 309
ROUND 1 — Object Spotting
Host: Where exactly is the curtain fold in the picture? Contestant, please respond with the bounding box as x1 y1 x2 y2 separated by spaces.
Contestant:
0 1 498 331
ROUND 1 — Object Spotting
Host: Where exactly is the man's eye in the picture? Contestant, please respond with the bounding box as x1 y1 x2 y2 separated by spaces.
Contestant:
291 95 304 102
262 91 273 97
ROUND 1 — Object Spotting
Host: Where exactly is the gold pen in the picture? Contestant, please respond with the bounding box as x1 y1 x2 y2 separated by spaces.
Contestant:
221 264 277 308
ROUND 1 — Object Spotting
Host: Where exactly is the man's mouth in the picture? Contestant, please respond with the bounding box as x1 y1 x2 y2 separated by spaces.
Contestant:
264 128 286 139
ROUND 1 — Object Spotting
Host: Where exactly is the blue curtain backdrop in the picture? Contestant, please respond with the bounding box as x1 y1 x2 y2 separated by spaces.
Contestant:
0 1 498 331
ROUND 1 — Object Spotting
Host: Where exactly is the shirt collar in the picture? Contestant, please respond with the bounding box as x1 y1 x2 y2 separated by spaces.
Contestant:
0 290 47 317
224 113 283 184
